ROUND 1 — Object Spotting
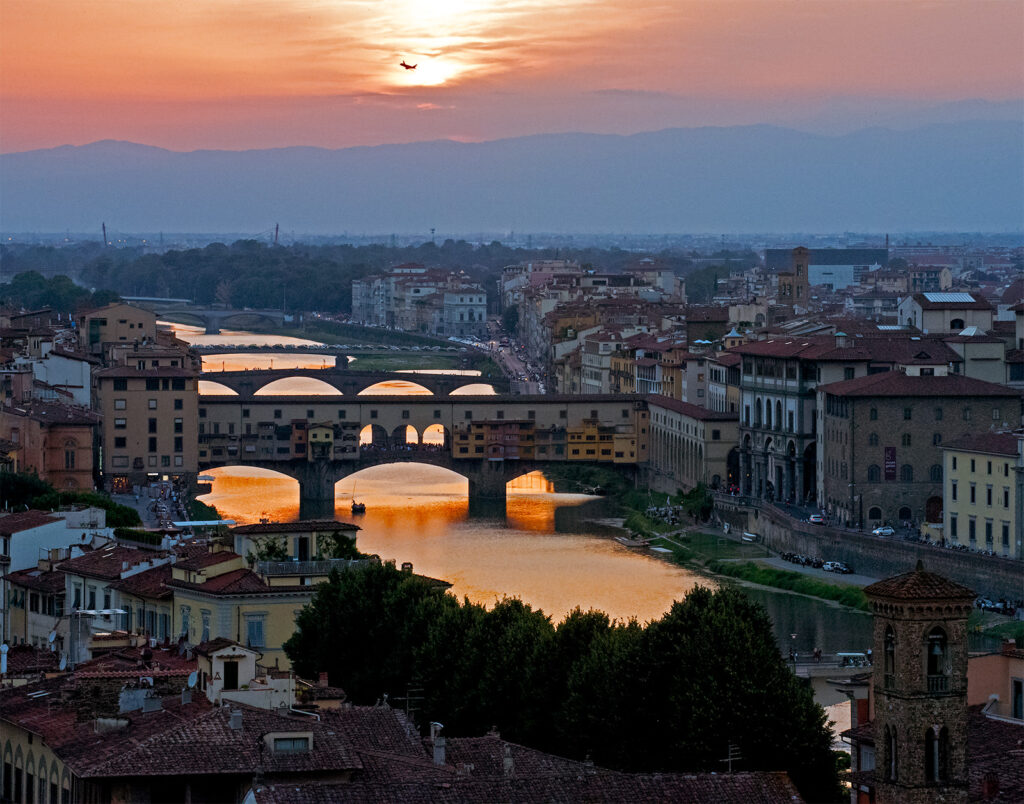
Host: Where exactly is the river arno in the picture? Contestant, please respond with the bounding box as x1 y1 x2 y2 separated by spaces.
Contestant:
176 322 872 729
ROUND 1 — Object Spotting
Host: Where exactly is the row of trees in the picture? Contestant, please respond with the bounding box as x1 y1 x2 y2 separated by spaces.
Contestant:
284 561 843 802
3 240 756 315
0 472 141 527
0 271 121 313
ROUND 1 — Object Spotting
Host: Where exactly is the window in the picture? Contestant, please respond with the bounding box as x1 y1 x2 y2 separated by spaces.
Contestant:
933 433 942 446
174 398 183 410
951 481 957 501
199 408 207 418
985 520 993 546
843 366 855 380
925 726 949 783
969 517 976 542
161 455 170 467
370 410 378 419
993 407 1001 421
148 398 158 409
274 409 282 419
172 378 185 390
146 378 160 391
1004 488 1010 508
242 408 250 418
930 465 942 483
306 409 314 418
114 437 126 448
970 459 976 473
963 407 972 421
65 446 75 469
464 411 472 420
884 626 896 689
273 737 310 753
148 436 157 452
934 407 943 421
903 407 912 420
870 408 878 421
952 456 957 470
174 437 183 453
901 433 912 447
986 486 993 506
114 399 126 410
148 418 158 433
868 433 879 446
246 616 266 648
867 464 881 482
201 610 211 643
970 483 976 504
950 515 957 539
113 378 127 391
900 464 913 482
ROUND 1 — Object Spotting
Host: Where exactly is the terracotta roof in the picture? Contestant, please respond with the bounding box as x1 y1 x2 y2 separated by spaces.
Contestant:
2 400 100 426
714 352 742 367
647 395 739 421
4 564 67 593
192 637 248 656
729 335 961 365
59 544 169 581
818 371 1019 398
0 644 60 675
174 549 243 571
166 567 312 596
108 563 173 600
864 565 975 601
942 432 1020 458
912 292 992 310
0 510 62 535
232 520 360 535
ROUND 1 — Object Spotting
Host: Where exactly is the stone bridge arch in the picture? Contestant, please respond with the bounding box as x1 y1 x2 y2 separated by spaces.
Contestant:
200 368 504 397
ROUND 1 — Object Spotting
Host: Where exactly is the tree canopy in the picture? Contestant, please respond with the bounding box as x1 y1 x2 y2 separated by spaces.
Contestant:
284 561 842 802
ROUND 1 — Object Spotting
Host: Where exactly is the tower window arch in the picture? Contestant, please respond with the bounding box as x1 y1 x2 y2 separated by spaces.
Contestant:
884 625 896 688
927 627 949 691
925 726 949 783
869 432 879 446
867 464 881 482
901 464 914 482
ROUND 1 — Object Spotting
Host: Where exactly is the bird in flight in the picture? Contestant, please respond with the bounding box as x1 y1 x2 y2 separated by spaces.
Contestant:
400 60 417 70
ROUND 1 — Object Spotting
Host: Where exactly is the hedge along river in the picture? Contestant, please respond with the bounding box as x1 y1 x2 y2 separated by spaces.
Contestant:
170 323 872 666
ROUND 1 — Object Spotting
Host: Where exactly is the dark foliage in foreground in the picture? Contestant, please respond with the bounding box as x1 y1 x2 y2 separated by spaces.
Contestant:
285 561 842 802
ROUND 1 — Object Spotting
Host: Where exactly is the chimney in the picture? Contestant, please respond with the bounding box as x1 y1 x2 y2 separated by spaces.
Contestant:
502 744 514 777
834 332 848 349
318 671 329 688
229 709 243 730
142 695 162 713
432 736 446 766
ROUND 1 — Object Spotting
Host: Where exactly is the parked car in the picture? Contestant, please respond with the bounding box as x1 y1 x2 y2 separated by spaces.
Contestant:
808 514 825 524
822 561 842 573
873 526 895 537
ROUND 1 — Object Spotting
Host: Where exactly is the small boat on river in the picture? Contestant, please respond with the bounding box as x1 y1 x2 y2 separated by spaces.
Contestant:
351 482 366 514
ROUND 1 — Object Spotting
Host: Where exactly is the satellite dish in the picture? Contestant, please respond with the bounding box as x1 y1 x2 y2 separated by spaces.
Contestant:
49 642 56 653
59 655 68 671
187 671 198 689
48 630 57 644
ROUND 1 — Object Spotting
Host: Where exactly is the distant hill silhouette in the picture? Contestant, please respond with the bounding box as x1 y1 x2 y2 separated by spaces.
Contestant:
2 121 1021 234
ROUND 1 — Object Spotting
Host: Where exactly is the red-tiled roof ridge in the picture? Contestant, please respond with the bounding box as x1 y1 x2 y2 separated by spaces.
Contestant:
941 432 1020 457
174 549 243 571
0 510 62 535
646 395 739 421
817 371 1018 398
864 564 975 601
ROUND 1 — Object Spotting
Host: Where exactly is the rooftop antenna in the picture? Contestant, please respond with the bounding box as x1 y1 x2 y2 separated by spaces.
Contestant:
719 741 742 772
274 223 279 246
102 222 107 248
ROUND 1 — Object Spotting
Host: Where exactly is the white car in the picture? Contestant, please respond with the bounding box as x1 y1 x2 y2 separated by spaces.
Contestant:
872 526 895 537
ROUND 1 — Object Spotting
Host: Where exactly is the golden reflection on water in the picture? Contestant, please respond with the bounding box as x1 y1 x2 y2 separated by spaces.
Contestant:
199 464 701 623
160 322 324 348
254 377 343 396
358 379 433 395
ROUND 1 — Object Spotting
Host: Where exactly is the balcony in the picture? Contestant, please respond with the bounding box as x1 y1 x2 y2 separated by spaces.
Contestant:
927 674 950 693
256 558 372 577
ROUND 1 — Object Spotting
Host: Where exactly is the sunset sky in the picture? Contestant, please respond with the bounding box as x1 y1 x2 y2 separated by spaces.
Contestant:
2 0 1022 153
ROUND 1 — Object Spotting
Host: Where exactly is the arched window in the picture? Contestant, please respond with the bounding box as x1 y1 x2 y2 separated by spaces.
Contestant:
755 398 763 427
775 400 782 430
901 464 914 482
901 433 912 447
869 432 879 446
927 627 949 691
868 464 881 482
929 465 943 483
925 726 949 783
950 318 965 331
868 506 882 520
885 724 899 781
884 625 896 688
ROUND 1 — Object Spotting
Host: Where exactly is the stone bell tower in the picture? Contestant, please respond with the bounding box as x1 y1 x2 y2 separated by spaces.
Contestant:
864 561 975 804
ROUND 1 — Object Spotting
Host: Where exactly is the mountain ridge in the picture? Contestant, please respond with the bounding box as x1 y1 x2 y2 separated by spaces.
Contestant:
2 121 1021 234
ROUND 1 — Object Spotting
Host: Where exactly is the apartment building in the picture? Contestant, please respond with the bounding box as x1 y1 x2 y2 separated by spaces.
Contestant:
942 432 1023 559
95 365 199 491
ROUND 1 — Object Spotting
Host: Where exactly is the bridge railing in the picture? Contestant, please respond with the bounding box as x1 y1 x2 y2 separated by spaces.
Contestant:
256 558 373 577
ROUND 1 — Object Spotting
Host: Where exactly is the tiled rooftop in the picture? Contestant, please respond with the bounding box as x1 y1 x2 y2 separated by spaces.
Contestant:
0 510 62 535
864 565 975 601
818 371 1019 399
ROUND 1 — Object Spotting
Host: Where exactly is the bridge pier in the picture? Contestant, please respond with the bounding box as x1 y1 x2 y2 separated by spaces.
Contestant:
466 462 509 517
293 461 339 520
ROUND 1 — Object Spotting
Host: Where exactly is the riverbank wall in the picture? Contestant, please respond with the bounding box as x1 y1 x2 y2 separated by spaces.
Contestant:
715 496 1023 601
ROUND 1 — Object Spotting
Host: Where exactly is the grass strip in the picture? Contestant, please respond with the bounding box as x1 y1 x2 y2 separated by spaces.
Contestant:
707 560 871 612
